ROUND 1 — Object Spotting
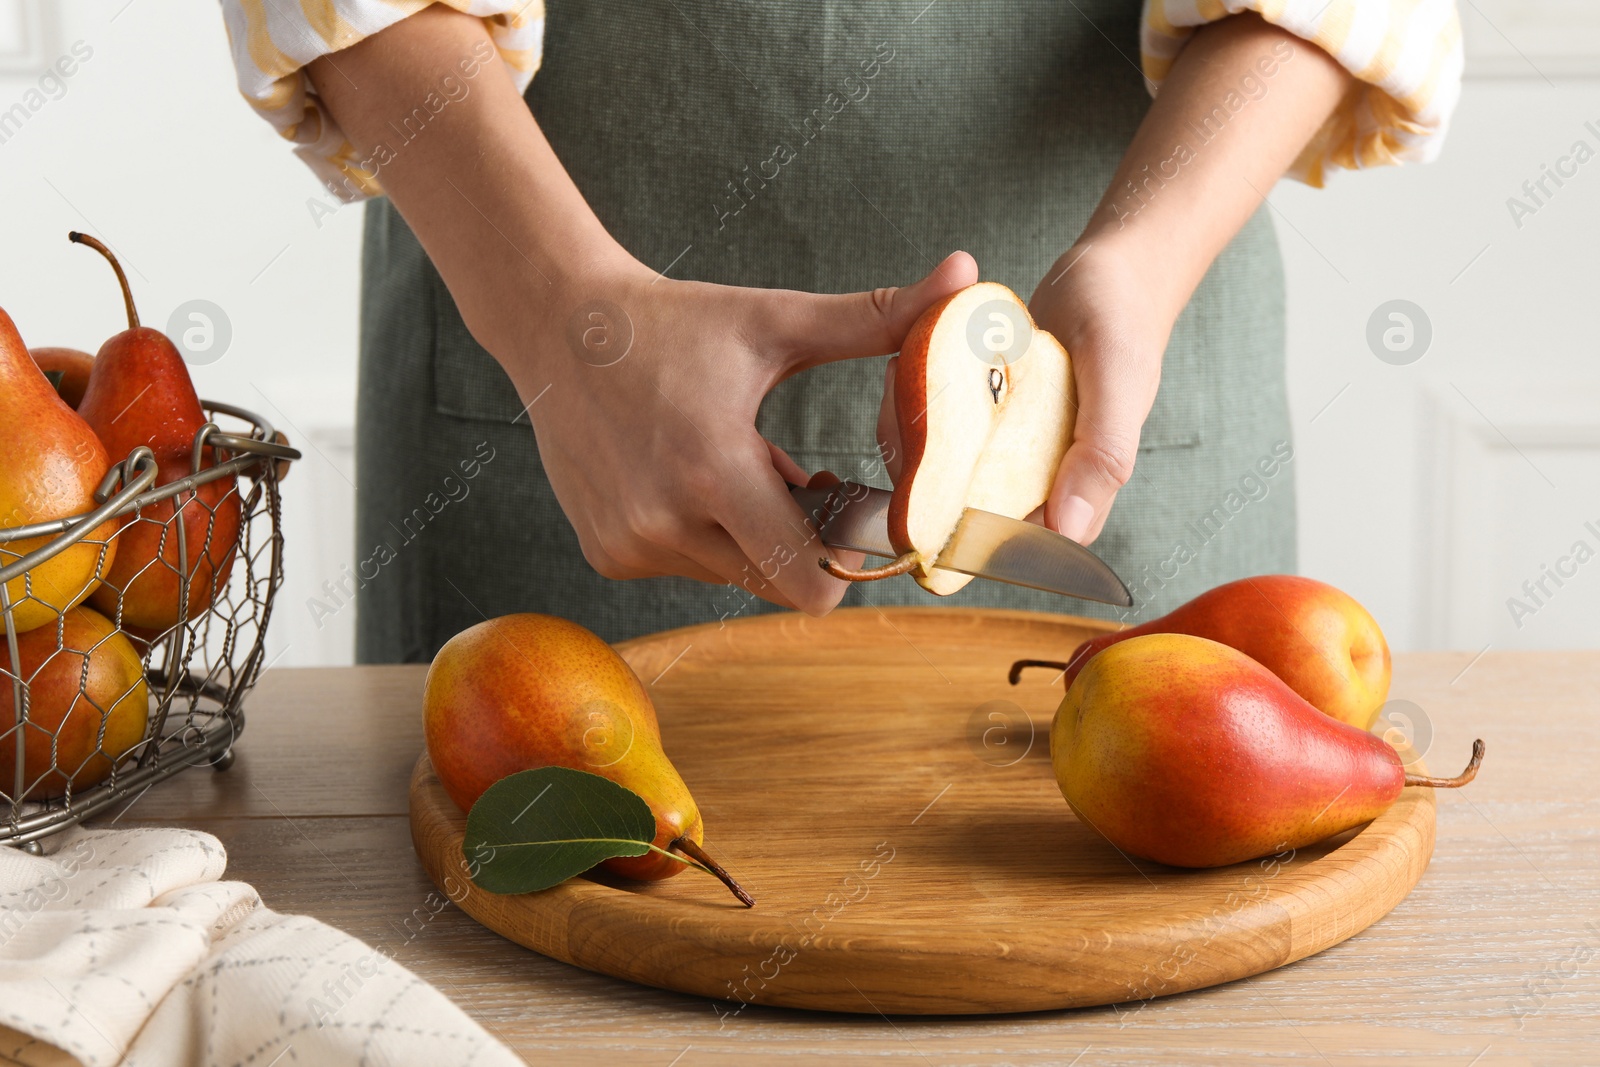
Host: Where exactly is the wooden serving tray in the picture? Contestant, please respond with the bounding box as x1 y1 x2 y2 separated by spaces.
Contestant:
409 607 1434 1014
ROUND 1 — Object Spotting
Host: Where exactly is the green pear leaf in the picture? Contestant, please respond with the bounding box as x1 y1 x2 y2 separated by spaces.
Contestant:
463 766 658 894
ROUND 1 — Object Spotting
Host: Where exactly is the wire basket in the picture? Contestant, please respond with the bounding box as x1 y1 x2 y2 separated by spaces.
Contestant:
0 401 300 850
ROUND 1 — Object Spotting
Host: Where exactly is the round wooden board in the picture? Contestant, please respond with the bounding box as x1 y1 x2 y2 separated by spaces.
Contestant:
409 607 1435 1015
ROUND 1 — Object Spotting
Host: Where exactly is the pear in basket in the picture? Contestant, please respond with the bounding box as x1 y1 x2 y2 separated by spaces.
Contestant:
0 308 116 634
71 233 241 632
0 606 148 797
29 346 95 408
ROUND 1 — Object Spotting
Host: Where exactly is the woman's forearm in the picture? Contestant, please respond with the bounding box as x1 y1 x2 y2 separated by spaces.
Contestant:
1081 13 1353 318
305 6 631 359
1030 14 1354 544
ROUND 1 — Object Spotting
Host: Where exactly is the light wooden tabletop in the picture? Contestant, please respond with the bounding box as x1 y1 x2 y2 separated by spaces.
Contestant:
109 649 1599 1065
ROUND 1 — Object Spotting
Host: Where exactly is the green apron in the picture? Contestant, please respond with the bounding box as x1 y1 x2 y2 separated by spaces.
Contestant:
354 0 1295 663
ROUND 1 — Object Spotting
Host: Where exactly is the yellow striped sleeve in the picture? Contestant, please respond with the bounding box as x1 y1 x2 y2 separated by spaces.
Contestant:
219 0 545 202
1140 0 1463 186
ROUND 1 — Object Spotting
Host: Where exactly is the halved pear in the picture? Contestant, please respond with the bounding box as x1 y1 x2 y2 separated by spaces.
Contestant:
826 282 1074 595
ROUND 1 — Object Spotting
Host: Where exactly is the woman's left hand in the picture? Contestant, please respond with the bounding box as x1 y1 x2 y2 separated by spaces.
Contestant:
878 11 1354 549
1024 239 1176 546
873 238 1176 548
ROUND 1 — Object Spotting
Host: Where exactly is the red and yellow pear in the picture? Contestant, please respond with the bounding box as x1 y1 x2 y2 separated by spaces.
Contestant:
424 613 748 900
71 233 241 631
0 606 149 797
0 311 117 634
1051 634 1481 868
1024 575 1391 730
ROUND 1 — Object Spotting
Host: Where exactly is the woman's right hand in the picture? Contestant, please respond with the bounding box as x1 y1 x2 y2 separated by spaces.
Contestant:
487 251 977 615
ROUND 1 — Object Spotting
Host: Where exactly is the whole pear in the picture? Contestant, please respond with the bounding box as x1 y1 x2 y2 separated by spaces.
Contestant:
1051 633 1481 868
424 613 705 881
71 233 241 630
1032 575 1390 730
85 451 241 631
0 309 117 634
0 605 149 797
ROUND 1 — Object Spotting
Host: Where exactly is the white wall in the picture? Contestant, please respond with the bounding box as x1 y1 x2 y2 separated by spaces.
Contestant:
1 1 1594 664
0 0 362 666
1276 73 1600 653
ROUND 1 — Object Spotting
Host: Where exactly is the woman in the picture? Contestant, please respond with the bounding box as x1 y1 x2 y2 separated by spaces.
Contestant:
223 1 1460 662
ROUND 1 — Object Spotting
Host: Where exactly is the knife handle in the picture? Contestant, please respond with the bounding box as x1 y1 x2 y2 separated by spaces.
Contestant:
788 480 872 529
787 481 898 559
788 482 834 521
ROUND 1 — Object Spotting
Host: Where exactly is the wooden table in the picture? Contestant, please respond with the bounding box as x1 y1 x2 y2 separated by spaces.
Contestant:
109 651 1600 1065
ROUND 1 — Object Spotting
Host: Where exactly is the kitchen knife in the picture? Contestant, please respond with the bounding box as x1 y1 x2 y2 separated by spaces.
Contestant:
789 481 1133 606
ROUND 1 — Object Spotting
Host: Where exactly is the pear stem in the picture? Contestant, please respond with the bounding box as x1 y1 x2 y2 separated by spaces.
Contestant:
669 836 755 908
1403 739 1485 789
69 231 139 329
819 551 919 582
1008 659 1070 685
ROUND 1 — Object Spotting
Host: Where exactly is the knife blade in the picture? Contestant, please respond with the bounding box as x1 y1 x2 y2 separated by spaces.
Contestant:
790 481 1133 606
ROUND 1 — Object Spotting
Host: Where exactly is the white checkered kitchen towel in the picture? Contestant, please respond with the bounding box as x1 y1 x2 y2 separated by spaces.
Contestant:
0 825 521 1066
